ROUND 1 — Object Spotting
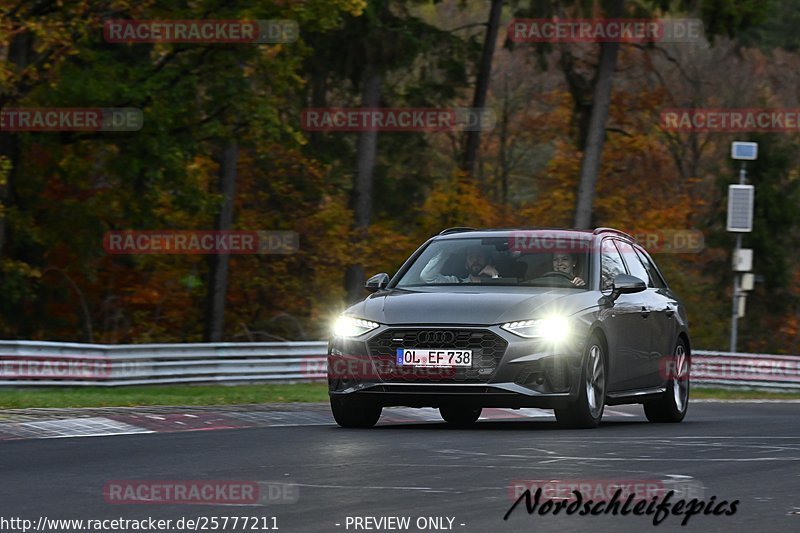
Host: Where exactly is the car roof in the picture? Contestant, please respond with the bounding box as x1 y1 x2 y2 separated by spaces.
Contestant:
434 227 634 241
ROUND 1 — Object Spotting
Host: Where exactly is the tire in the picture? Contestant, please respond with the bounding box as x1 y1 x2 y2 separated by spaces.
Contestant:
555 334 607 429
330 397 382 428
644 338 690 423
439 406 482 427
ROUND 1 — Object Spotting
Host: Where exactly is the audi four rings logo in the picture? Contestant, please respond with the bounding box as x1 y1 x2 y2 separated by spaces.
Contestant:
416 330 455 344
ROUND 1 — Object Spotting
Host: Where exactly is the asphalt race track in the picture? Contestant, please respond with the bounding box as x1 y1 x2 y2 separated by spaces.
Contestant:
1 401 799 533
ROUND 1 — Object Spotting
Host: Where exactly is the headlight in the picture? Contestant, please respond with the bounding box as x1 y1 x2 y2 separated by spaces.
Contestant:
501 316 570 342
332 316 380 337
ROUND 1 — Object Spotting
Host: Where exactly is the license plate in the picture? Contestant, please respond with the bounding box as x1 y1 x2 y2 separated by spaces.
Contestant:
396 348 472 367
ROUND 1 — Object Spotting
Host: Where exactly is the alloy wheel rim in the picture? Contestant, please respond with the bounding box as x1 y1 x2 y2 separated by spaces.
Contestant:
672 344 689 412
585 344 605 418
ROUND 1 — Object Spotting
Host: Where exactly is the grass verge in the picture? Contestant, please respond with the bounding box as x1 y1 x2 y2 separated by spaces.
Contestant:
691 387 800 400
0 384 798 409
0 382 329 409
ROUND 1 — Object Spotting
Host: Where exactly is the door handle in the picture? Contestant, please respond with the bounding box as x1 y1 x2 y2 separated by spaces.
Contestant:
664 306 675 318
640 306 651 318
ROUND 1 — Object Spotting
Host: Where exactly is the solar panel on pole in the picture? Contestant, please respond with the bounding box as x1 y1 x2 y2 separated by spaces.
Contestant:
727 185 755 232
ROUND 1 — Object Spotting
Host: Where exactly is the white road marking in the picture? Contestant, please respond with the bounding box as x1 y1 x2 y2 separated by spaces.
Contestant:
604 409 637 417
3 401 799 440
496 454 800 462
5 417 153 439
690 399 800 403
381 406 636 422
673 436 800 439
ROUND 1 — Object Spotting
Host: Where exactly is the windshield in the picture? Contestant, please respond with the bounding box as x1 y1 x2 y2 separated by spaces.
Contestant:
395 235 591 289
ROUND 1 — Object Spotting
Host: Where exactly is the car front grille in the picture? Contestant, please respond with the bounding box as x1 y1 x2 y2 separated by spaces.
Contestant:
367 328 507 383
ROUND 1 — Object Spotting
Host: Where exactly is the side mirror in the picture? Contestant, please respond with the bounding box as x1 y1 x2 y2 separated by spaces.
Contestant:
610 274 647 301
365 273 390 293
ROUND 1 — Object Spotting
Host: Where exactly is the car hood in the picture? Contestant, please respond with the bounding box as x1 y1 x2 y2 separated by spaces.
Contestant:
346 287 588 326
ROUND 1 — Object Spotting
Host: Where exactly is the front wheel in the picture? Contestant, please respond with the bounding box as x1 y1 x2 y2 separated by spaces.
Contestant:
644 339 690 423
330 397 382 428
555 335 606 429
439 406 482 427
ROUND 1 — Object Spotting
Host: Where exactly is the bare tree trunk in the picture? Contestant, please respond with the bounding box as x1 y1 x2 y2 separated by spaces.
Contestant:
572 0 624 229
461 0 503 178
307 52 329 151
0 31 32 260
204 141 238 341
498 71 511 204
559 46 593 150
0 135 16 261
344 67 382 304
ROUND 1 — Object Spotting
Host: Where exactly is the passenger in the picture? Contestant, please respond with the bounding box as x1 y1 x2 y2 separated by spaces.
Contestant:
552 252 586 287
421 245 499 283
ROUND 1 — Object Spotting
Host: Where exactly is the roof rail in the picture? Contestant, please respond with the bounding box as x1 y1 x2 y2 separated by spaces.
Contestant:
439 227 478 235
593 227 635 239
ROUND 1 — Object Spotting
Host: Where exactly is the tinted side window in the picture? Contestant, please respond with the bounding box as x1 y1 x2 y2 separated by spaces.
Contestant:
634 247 667 288
601 239 627 290
616 240 652 287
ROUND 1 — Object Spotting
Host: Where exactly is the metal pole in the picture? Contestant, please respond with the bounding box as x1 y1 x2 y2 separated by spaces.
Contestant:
730 234 741 352
730 162 747 353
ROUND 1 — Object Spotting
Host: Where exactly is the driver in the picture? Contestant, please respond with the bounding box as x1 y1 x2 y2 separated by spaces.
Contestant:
421 245 499 283
552 253 586 287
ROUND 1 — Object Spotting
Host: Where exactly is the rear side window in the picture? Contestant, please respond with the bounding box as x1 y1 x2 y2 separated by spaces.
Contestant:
616 240 652 287
634 247 667 288
600 239 627 290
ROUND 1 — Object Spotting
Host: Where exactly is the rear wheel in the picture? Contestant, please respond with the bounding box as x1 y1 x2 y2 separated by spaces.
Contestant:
555 335 606 429
439 406 482 427
644 339 689 423
330 397 382 428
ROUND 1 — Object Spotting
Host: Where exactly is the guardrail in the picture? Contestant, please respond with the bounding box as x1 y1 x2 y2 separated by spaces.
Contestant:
0 341 797 390
692 350 800 391
0 340 328 386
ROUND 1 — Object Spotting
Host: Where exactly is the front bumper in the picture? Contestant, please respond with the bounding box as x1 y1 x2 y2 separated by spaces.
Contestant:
327 324 587 409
